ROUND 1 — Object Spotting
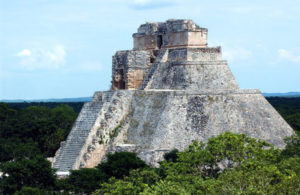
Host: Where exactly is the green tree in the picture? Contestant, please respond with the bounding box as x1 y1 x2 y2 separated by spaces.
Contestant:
286 113 300 132
156 132 282 194
14 186 51 195
281 133 300 158
60 168 107 194
142 180 190 195
93 168 160 195
0 103 77 162
163 149 179 162
97 151 148 179
0 156 56 194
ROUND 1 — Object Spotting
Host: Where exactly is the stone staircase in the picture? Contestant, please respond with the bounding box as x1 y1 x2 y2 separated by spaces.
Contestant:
53 92 114 171
77 90 135 168
139 49 167 90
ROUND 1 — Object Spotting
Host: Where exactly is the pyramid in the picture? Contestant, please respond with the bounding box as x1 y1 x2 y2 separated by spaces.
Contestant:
52 19 293 171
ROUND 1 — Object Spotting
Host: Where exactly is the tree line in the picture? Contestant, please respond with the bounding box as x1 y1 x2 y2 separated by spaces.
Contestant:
1 132 299 194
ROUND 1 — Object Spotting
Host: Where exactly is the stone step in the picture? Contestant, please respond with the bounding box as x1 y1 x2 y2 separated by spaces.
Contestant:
53 92 114 172
140 49 167 89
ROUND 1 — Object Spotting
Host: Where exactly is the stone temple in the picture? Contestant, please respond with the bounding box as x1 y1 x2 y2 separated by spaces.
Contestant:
52 19 293 172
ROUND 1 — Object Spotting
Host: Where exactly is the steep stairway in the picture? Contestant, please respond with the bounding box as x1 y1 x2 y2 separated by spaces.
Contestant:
139 49 167 90
53 92 113 171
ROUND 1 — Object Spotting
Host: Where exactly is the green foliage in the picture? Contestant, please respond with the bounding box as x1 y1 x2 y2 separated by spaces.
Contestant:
206 132 280 166
0 103 77 161
57 152 149 194
149 132 297 194
0 140 42 162
281 133 300 158
267 97 300 132
93 168 160 195
142 180 190 195
160 132 279 182
163 149 179 162
110 124 122 139
60 168 107 194
98 136 104 144
286 113 300 132
97 151 148 179
95 177 146 195
0 156 56 194
14 186 51 195
0 103 78 194
7 102 84 113
93 132 300 194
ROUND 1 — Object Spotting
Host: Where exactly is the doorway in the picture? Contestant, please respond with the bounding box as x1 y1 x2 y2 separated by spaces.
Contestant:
157 35 163 49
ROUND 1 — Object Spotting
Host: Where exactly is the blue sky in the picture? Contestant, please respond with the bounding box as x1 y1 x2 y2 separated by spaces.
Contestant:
1 0 300 100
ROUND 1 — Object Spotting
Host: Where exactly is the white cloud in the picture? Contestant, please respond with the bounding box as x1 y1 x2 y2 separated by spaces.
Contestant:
46 45 66 65
278 49 300 63
16 45 66 70
223 47 253 62
17 49 31 57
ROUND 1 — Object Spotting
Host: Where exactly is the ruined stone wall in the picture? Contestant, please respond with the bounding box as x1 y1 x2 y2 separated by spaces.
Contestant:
168 47 222 61
127 69 144 89
53 88 294 170
133 19 208 50
143 47 237 90
187 31 208 47
162 31 207 48
112 50 151 90
133 35 159 50
105 90 293 166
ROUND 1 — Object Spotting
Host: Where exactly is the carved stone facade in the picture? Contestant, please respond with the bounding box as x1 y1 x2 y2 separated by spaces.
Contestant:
53 19 294 172
112 19 208 90
133 19 207 50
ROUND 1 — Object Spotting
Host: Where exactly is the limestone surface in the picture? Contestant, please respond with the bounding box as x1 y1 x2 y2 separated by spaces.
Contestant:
53 19 293 171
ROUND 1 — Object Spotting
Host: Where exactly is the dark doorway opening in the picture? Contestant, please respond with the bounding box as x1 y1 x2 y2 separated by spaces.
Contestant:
157 35 163 49
119 69 126 89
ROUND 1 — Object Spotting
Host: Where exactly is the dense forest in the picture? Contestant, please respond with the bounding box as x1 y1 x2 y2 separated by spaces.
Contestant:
7 102 84 113
0 97 299 194
267 97 300 132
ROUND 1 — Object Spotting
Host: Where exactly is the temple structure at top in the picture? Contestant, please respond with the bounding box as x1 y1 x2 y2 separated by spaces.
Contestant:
111 19 222 90
133 19 207 50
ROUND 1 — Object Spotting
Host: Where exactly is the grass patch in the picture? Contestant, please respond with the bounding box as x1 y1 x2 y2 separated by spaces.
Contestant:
109 124 122 139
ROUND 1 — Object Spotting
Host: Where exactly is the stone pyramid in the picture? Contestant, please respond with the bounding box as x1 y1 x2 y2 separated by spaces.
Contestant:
52 19 293 172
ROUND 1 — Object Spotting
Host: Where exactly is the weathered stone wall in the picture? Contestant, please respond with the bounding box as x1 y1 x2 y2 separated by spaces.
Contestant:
147 60 239 90
53 88 294 170
112 50 151 90
162 31 207 48
109 90 293 166
187 31 207 47
82 90 293 167
133 19 208 50
133 35 159 50
168 47 222 61
127 69 144 89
